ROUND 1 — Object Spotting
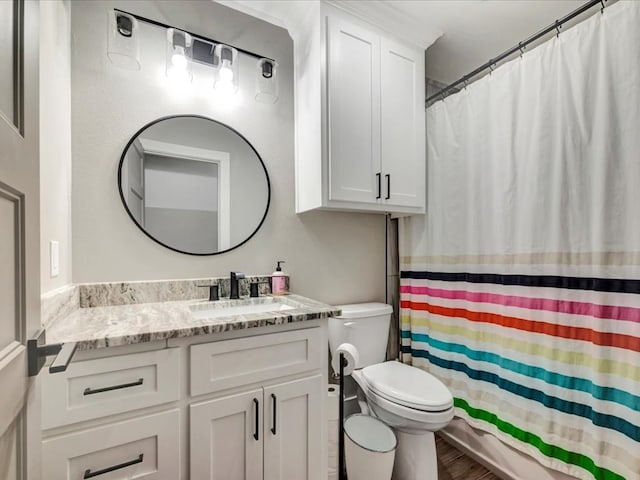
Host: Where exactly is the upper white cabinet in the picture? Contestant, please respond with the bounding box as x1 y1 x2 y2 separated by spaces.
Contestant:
380 38 423 208
327 16 381 204
295 4 426 214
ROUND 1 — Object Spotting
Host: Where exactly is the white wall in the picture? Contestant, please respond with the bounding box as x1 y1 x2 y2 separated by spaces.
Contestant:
70 0 386 305
40 0 72 295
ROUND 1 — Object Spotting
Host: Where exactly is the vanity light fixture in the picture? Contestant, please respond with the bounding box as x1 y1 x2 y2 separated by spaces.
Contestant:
255 59 279 104
166 28 193 83
107 11 140 70
109 9 279 102
214 44 239 94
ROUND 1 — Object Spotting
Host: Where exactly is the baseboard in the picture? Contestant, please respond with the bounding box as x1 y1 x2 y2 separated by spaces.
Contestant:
438 418 576 480
437 428 515 480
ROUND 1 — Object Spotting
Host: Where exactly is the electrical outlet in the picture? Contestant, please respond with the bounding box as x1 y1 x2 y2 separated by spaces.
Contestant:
50 241 60 278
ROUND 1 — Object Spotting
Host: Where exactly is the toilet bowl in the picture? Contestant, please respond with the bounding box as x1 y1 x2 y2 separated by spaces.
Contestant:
353 363 454 433
329 303 454 480
353 362 454 479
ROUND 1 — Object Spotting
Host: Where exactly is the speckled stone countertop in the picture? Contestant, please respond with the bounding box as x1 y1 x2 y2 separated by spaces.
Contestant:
47 294 341 351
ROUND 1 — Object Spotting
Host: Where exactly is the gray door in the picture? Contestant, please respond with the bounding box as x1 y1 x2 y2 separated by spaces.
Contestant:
0 1 41 479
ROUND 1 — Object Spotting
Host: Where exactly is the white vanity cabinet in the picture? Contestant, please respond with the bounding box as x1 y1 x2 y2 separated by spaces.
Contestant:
41 346 181 480
190 375 322 480
296 4 425 214
41 323 327 480
188 326 324 480
263 376 323 480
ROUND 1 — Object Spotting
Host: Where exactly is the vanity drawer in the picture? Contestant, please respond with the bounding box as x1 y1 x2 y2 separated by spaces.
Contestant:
42 409 180 480
42 348 180 430
190 327 321 396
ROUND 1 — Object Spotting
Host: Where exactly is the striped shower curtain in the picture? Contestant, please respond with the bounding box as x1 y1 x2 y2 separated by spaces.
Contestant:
400 2 640 479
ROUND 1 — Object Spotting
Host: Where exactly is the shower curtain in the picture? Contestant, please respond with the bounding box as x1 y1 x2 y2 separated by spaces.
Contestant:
400 2 640 479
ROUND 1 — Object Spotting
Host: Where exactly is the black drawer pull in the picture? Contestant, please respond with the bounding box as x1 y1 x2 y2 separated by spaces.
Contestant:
83 378 144 396
376 172 381 199
385 174 391 199
271 393 277 435
83 453 143 478
253 398 260 441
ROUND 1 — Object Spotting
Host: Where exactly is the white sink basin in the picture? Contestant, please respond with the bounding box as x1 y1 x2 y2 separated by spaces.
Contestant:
189 298 296 320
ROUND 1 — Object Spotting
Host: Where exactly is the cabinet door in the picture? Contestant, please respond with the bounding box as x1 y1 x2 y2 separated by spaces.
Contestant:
264 375 323 480
327 15 381 204
190 389 263 480
380 37 425 208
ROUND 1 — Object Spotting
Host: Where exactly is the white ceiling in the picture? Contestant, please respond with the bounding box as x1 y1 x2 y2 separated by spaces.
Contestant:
398 0 600 84
217 0 608 85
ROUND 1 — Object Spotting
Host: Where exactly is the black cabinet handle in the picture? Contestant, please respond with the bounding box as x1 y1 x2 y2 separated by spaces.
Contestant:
271 393 277 435
385 174 391 199
253 398 259 441
83 378 144 396
376 173 381 199
83 454 143 478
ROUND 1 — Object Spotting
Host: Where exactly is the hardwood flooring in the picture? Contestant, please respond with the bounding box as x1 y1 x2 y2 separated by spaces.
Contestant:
436 434 501 480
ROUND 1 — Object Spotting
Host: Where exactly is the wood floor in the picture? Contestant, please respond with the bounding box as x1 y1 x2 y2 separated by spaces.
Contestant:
436 435 501 480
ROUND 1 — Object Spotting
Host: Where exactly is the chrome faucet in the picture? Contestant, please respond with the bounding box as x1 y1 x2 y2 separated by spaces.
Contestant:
230 271 245 299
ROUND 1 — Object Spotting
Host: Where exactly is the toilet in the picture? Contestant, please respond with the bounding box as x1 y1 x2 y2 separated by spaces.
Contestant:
329 303 454 480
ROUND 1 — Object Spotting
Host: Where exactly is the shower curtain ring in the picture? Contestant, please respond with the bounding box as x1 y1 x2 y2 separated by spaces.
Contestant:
519 42 526 58
555 20 561 37
600 0 606 13
463 78 468 90
489 62 496 75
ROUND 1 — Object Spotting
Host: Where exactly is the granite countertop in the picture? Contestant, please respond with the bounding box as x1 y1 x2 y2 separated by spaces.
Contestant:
47 294 341 351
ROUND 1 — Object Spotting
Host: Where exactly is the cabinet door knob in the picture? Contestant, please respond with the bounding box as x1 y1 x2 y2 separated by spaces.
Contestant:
253 398 260 441
376 173 382 199
271 393 277 435
385 174 391 200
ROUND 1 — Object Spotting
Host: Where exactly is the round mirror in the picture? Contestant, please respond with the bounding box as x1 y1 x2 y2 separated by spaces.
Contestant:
118 115 270 255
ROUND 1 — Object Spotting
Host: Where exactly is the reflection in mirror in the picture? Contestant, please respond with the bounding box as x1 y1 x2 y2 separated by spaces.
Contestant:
119 116 270 255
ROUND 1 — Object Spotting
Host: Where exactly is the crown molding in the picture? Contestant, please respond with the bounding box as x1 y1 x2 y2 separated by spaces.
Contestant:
325 0 442 49
216 0 442 49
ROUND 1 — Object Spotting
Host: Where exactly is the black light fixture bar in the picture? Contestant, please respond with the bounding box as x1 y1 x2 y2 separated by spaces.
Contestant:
114 8 275 63
425 0 606 106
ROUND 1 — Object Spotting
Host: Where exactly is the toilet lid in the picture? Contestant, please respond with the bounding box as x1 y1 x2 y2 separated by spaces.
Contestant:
362 362 453 411
343 414 396 453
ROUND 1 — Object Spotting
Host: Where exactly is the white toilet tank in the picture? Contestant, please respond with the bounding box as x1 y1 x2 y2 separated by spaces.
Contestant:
329 303 393 369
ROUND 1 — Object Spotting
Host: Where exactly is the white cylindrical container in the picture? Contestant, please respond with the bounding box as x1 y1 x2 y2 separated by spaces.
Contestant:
344 414 396 480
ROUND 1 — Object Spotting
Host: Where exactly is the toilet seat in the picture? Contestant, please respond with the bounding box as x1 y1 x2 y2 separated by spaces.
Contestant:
366 386 454 426
361 362 453 412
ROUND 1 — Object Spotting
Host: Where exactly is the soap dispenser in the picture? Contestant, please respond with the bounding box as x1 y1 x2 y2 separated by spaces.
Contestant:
271 261 286 295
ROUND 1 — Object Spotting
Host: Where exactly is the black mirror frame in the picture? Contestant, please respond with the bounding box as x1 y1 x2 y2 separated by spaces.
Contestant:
117 114 271 256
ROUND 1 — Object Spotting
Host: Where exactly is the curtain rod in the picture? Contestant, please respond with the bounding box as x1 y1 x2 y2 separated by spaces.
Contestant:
114 8 275 63
425 0 606 106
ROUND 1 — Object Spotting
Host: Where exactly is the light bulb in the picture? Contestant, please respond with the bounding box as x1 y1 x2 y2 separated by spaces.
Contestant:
215 79 235 94
171 46 187 70
167 67 190 83
219 59 234 82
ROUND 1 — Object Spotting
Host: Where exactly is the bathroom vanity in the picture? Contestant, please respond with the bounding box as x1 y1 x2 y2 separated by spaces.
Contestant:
41 287 338 480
